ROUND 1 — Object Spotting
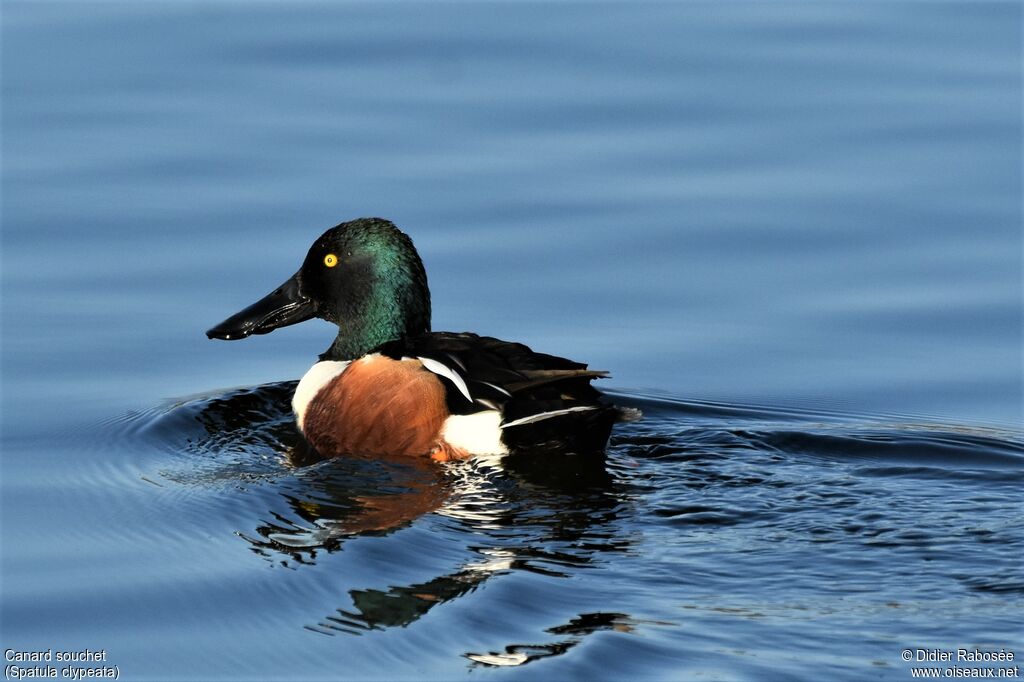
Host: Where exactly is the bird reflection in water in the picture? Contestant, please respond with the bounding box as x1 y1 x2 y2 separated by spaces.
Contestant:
157 383 634 641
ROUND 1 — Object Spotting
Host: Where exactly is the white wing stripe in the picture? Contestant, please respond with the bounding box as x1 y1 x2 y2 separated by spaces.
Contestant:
418 356 473 403
501 405 599 429
476 380 512 397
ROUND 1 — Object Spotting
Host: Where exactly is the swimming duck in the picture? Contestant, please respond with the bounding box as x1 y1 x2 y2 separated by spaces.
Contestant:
206 218 634 462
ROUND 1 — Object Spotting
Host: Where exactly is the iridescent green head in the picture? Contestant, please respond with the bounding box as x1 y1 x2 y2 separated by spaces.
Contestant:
206 217 431 360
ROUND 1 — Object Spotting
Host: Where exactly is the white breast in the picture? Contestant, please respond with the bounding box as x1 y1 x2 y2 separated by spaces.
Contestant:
292 360 351 432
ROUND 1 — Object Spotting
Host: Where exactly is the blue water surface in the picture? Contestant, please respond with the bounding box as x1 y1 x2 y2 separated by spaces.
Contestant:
2 3 1021 681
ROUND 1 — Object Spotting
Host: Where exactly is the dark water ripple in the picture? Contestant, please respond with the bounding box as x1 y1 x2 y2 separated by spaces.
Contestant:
69 383 1021 678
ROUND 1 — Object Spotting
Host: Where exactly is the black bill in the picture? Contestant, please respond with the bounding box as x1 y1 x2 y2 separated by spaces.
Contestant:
206 272 316 340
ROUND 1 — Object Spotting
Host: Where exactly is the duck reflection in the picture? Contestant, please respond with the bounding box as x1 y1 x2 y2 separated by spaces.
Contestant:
308 549 515 634
300 454 627 634
165 383 634 639
465 612 645 667
240 453 451 558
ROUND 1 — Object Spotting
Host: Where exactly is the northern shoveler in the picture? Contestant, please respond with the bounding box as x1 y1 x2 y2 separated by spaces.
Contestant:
206 218 636 462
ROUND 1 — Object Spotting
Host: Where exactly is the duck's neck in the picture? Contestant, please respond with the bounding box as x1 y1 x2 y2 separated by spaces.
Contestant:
319 270 431 362
321 323 410 361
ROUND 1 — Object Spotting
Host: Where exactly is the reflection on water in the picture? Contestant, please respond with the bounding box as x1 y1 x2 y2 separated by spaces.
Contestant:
146 383 638 643
320 558 500 634
115 381 1024 675
465 612 664 668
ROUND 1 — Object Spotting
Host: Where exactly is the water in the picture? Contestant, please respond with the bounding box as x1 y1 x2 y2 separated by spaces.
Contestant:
2 2 1021 680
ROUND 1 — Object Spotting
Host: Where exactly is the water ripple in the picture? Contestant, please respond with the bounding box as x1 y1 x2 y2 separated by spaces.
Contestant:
78 383 1024 675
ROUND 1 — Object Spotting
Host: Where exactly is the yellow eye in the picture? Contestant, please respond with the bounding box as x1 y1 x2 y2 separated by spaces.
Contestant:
324 253 338 268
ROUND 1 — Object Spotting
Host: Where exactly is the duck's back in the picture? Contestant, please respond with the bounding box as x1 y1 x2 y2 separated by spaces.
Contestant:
376 332 626 455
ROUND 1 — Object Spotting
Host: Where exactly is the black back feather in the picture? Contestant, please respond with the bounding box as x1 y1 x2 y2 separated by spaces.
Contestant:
373 332 622 453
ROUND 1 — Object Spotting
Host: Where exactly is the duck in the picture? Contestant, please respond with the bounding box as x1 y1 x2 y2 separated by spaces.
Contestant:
206 217 636 463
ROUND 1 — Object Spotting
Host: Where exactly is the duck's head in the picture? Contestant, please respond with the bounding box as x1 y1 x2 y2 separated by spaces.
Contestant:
206 217 431 360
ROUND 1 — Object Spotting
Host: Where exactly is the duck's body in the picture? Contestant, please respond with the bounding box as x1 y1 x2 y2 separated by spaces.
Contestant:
292 334 620 462
207 218 633 462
